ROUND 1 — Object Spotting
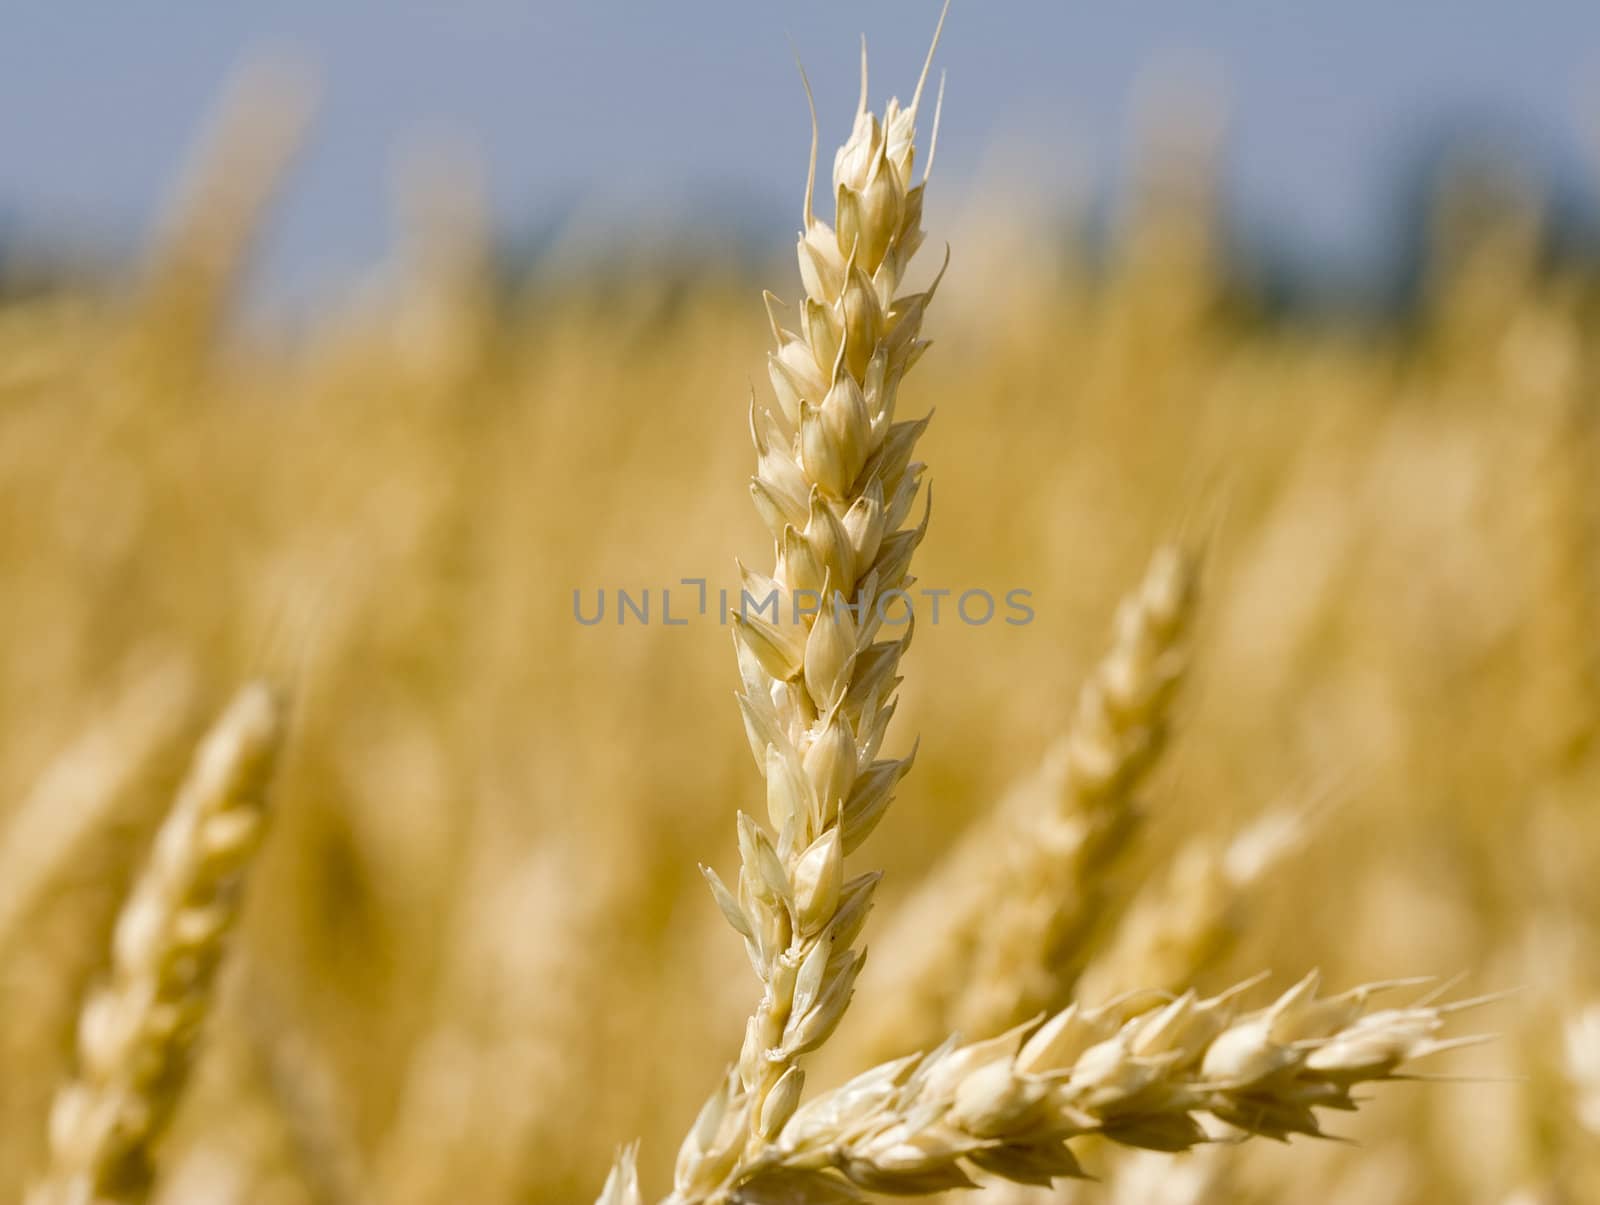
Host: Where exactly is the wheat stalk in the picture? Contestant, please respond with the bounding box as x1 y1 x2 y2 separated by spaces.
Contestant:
29 683 286 1205
655 17 950 1201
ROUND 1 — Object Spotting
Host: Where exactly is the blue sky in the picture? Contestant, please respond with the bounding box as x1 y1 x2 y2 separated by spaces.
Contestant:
3 2 1598 302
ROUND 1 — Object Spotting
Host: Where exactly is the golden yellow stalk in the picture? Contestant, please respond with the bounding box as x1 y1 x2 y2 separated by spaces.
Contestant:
667 25 948 1203
600 13 950 1203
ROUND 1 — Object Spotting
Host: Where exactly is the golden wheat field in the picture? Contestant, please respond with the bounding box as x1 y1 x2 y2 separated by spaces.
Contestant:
3 14 1600 1205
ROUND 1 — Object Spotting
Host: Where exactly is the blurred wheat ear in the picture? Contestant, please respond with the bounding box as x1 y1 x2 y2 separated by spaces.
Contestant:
133 59 317 380
30 684 286 1205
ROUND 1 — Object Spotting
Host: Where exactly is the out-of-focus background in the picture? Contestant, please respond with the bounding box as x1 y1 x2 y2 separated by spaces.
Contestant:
8 1 1600 307
3 3 1600 1202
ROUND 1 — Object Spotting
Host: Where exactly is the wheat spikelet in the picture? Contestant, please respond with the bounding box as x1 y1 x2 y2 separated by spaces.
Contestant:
597 1145 644 1205
732 974 1484 1200
850 545 1197 1064
30 684 286 1205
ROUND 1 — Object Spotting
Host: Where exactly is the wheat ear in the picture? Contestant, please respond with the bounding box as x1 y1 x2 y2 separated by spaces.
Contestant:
732 974 1485 1199
30 683 286 1205
851 545 1197 1064
646 17 949 1202
138 62 314 361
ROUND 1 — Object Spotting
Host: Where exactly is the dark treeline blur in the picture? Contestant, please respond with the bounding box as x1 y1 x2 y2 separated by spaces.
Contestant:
3 110 1599 323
